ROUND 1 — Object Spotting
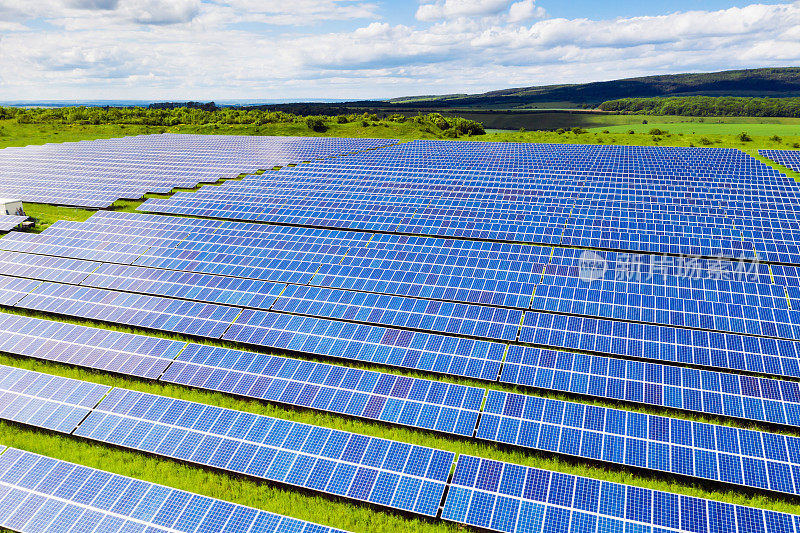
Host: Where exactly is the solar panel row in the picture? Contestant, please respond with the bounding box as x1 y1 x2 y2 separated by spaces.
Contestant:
0 447 350 533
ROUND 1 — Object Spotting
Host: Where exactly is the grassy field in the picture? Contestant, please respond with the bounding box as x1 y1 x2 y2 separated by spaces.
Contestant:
4 119 800 531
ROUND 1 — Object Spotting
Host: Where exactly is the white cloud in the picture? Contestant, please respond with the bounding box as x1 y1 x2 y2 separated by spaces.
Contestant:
0 1 798 100
507 0 544 23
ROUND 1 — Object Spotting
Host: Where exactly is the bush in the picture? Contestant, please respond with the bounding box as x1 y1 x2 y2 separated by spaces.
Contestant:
793 143 800 148
361 120 369 127
699 137 713 145
770 135 782 142
648 128 668 135
305 116 327 132
454 119 485 136
602 130 610 134
642 119 648 124
427 113 450 130
737 132 752 142
442 128 459 138
518 127 526 133
555 128 565 134
571 127 587 134
336 115 349 124
628 130 635 134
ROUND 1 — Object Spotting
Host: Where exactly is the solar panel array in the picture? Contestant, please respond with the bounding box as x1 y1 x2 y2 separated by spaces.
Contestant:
139 141 800 263
0 447 350 533
4 139 800 532
0 134 397 207
761 149 800 174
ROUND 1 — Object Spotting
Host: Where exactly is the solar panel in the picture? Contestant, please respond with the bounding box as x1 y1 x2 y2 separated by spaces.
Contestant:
0 365 110 433
500 345 800 427
0 447 350 533
477 389 800 495
162 343 485 436
75 387 455 517
0 215 27 233
443 454 800 533
0 312 184 379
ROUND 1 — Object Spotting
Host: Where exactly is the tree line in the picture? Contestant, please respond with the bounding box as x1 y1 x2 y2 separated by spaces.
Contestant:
598 96 800 117
0 106 485 136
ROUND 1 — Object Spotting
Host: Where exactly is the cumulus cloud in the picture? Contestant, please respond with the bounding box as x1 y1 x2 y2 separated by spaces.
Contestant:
507 0 544 23
0 1 798 100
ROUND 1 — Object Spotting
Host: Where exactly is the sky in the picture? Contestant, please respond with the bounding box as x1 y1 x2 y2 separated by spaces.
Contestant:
0 0 798 101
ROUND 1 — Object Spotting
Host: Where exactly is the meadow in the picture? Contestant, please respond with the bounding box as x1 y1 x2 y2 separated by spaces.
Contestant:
2 117 800 532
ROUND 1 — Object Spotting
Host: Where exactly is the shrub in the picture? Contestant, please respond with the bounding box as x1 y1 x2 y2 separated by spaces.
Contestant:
602 130 610 134
770 135 782 142
648 128 668 135
361 120 369 127
305 116 327 132
737 132 752 142
442 128 459 138
555 128 566 134
793 143 800 148
518 127 526 133
454 119 485 136
642 119 648 124
427 113 450 130
627 130 635 134
335 115 349 124
699 137 713 145
571 127 586 134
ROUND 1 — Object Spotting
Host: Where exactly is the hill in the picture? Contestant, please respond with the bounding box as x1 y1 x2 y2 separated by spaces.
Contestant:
387 67 800 109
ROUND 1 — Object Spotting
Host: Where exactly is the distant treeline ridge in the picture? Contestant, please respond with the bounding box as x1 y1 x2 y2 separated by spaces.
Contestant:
0 106 485 136
599 96 800 117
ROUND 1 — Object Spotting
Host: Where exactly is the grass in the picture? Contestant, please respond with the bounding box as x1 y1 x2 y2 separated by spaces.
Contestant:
5 119 800 528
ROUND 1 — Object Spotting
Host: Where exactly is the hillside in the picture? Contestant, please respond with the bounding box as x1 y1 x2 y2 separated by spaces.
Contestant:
387 67 800 109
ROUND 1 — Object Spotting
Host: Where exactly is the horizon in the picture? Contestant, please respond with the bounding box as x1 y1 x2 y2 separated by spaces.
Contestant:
1 1 799 101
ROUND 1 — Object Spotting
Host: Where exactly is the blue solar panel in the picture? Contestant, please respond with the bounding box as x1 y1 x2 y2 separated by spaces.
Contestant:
501 345 800 427
521 311 800 379
443 454 800 533
0 446 351 533
75 387 455 517
0 365 110 433
0 134 398 207
477 389 800 495
163 343 485 436
0 311 184 379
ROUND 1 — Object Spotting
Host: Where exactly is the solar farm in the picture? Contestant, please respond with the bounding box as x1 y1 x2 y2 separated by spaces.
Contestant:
3 134 800 533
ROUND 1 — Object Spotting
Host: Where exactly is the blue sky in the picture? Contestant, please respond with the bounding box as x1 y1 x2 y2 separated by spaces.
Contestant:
0 0 798 101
